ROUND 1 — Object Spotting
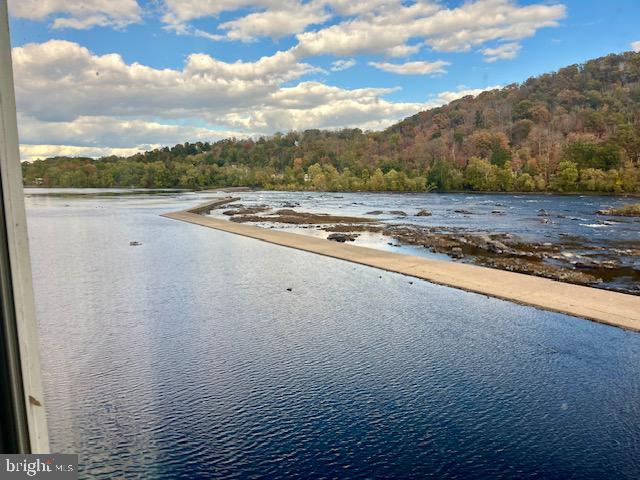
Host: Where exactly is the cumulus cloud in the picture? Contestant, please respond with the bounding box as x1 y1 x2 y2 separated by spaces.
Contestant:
219 2 330 41
369 60 449 75
12 40 318 122
160 0 565 60
161 0 276 31
632 41 640 52
481 42 522 62
8 0 141 29
293 0 563 57
330 59 356 71
17 115 246 149
222 81 427 132
19 145 149 162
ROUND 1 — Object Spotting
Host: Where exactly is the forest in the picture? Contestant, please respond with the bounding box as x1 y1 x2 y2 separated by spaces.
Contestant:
21 51 640 194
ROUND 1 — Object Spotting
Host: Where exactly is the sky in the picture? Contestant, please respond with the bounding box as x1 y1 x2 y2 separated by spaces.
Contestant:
7 0 640 161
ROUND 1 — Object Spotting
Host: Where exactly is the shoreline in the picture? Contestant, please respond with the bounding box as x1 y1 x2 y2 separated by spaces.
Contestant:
22 185 640 198
162 198 640 332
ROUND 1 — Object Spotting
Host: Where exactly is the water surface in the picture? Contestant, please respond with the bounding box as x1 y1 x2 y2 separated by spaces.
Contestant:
25 190 640 479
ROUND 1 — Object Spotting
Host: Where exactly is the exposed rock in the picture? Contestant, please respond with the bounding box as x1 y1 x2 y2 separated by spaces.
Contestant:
416 209 432 216
537 209 550 217
327 233 358 242
450 247 463 259
322 224 384 233
477 257 602 286
390 210 407 216
366 210 384 215
477 235 510 254
597 204 640 217
232 210 375 225
454 209 474 214
222 205 270 216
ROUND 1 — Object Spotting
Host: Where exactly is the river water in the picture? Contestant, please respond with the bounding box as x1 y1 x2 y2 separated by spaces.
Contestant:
24 189 640 479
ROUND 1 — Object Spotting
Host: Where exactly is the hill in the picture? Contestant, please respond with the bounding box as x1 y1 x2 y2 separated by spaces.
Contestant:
22 51 640 193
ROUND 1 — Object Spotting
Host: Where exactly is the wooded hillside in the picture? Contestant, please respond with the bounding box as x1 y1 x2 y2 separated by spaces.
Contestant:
22 51 640 193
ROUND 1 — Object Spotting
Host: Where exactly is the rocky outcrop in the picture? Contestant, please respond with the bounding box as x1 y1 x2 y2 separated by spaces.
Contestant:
327 233 358 242
597 204 640 217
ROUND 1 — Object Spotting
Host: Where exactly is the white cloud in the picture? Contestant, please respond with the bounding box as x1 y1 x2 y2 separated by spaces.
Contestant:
325 0 402 17
17 115 246 149
161 0 278 31
20 144 148 162
219 2 330 41
293 20 413 58
292 0 564 57
632 41 640 53
330 59 356 71
8 0 141 29
369 60 449 75
481 42 522 62
159 0 564 61
12 40 318 123
222 81 428 132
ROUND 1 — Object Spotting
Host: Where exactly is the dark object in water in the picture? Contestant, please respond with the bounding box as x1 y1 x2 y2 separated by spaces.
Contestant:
416 209 432 216
129 241 142 246
327 233 358 242
286 287 292 292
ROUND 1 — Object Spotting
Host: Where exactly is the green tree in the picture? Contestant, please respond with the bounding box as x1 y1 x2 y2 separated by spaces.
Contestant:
551 161 579 192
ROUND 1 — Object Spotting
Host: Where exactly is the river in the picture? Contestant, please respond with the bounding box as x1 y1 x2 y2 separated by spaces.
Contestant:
25 189 640 479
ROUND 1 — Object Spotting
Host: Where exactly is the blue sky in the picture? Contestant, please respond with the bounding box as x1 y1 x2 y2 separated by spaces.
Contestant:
7 0 640 161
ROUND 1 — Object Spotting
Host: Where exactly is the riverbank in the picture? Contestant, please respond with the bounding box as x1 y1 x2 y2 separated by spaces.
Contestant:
162 198 640 332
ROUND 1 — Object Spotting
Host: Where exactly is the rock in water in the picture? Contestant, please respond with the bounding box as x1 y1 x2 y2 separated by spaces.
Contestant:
416 209 432 216
327 233 357 242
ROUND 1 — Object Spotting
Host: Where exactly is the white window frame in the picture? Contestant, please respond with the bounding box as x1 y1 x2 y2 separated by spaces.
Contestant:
0 0 49 453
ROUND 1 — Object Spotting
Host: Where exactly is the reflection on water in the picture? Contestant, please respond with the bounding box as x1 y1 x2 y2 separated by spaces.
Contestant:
25 190 640 479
